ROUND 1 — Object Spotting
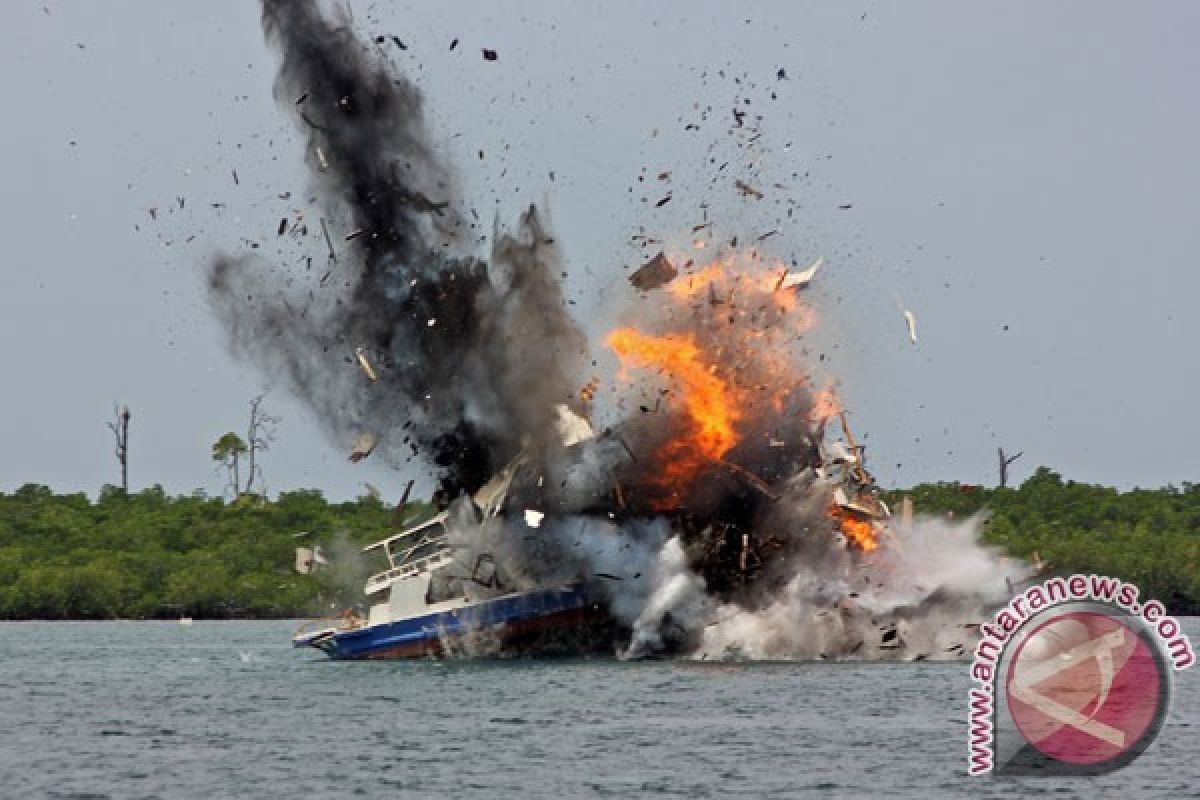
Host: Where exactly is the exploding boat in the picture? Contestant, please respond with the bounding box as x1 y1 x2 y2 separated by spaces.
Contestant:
292 509 614 659
294 415 617 660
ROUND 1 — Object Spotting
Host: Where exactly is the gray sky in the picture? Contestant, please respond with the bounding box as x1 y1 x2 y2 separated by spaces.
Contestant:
3 1 1197 501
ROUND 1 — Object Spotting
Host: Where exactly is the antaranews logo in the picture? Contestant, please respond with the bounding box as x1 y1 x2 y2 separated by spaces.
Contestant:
967 574 1194 777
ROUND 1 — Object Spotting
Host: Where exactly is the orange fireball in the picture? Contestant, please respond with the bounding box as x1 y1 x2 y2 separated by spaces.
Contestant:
607 328 741 501
828 504 880 553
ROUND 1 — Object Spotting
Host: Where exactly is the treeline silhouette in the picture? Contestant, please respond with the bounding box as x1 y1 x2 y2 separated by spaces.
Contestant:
0 467 1195 619
0 485 431 620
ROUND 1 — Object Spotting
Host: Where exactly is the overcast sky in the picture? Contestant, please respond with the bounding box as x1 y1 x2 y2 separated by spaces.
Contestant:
2 1 1197 501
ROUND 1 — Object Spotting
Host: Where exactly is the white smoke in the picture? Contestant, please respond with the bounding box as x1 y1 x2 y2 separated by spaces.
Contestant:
573 513 1032 662
621 536 710 659
687 513 1030 661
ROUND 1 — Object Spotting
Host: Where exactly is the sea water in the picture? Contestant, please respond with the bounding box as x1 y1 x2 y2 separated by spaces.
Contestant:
1 619 1195 798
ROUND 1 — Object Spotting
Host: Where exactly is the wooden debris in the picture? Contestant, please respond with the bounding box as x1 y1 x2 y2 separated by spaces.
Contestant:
838 412 870 485
735 179 763 199
391 479 415 530
354 347 379 382
612 476 626 509
400 190 448 216
629 251 678 291
717 459 779 500
348 432 377 463
320 217 337 262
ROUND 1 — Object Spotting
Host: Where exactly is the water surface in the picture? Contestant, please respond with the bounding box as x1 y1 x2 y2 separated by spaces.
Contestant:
1 619 1195 798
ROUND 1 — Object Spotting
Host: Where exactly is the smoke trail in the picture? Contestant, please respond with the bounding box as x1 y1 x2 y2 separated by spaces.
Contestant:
208 1 586 498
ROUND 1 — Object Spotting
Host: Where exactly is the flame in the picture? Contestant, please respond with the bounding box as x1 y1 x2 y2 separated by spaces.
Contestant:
606 251 837 505
667 262 727 301
606 328 741 500
664 255 817 334
828 504 880 552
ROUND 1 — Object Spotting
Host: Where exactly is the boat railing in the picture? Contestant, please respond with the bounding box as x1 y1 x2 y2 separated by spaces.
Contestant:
364 546 452 593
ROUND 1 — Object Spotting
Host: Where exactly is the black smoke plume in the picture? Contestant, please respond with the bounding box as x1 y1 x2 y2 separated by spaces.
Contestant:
208 0 585 499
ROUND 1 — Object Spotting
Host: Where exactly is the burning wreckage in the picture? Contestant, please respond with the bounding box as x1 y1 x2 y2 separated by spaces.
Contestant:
295 262 900 661
216 2 1024 661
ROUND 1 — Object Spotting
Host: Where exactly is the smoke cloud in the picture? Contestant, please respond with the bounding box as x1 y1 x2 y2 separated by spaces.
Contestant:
207 1 1027 661
209 1 586 500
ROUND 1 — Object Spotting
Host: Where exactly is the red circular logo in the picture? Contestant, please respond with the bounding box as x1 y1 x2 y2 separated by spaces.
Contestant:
1005 610 1163 765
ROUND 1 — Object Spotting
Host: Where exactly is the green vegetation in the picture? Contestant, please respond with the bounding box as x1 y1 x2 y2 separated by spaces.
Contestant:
883 467 1200 615
0 484 432 620
0 467 1196 619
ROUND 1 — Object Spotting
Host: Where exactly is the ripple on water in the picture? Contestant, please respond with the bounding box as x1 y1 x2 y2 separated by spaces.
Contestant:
1 619 1195 800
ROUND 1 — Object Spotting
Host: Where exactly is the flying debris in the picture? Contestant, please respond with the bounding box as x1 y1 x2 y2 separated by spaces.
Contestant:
349 432 378 463
903 309 918 344
734 179 763 199
776 256 823 291
398 189 448 216
354 347 379 382
319 217 336 262
628 251 678 291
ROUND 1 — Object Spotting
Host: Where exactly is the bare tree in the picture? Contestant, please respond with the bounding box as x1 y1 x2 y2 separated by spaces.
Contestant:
243 394 280 496
106 405 131 491
998 447 1024 489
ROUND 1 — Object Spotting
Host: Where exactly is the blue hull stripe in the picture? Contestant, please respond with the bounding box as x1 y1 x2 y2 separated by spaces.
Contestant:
312 586 596 659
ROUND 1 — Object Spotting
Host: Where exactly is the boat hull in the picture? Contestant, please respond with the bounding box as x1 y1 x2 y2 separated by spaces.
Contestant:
298 586 613 660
